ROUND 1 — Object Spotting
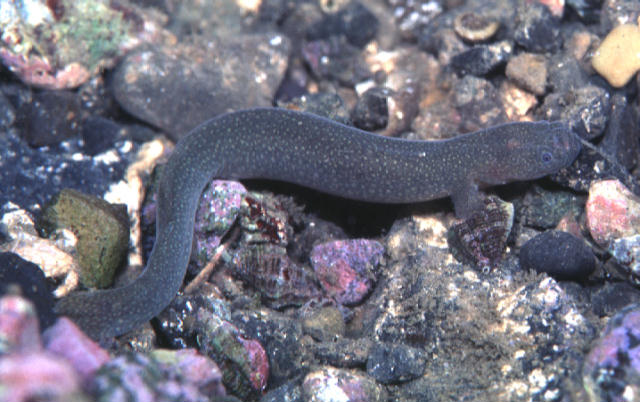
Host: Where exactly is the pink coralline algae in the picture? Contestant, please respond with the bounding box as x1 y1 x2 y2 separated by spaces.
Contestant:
310 239 384 306
42 317 110 384
150 349 226 397
586 180 640 247
0 295 87 402
583 304 640 402
196 312 269 397
0 0 170 89
0 352 84 402
0 294 41 354
193 180 246 267
92 349 226 402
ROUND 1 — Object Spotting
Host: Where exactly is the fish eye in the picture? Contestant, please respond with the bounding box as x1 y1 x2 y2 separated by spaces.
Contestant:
541 151 553 164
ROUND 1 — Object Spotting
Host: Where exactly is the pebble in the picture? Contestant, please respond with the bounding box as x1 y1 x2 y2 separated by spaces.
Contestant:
0 352 85 402
37 189 130 289
547 54 590 93
193 180 246 268
537 0 565 17
609 235 640 285
155 287 231 349
514 2 562 53
540 84 611 140
42 317 110 384
553 135 640 196
566 0 600 23
505 52 548 95
312 338 372 368
522 185 584 230
519 230 596 281
453 75 506 133
16 90 83 147
419 22 466 66
310 239 384 306
278 92 351 126
80 116 124 156
302 366 387 402
151 349 226 397
450 40 513 76
498 81 538 119
301 306 345 342
302 37 369 86
600 1 640 40
592 24 640 88
583 304 640 402
352 86 390 131
586 180 640 247
231 309 305 388
111 33 290 141
261 382 304 402
196 312 269 398
366 342 426 384
92 349 226 402
362 49 434 135
0 294 41 355
589 282 640 317
306 1 379 47
599 93 639 170
388 0 443 40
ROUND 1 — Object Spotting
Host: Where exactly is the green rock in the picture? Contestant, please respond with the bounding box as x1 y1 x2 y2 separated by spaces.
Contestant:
38 188 129 289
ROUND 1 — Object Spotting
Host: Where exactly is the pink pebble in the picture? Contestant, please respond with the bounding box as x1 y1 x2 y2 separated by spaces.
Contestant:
586 180 640 247
153 348 226 396
0 295 41 354
236 336 270 392
536 0 564 17
0 352 82 401
43 317 110 383
310 239 384 305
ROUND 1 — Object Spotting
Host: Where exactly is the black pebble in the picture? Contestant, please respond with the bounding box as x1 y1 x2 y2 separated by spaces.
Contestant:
590 282 640 317
0 252 57 329
81 116 123 156
519 230 596 281
16 90 83 147
366 342 426 384
450 41 513 77
566 0 601 23
514 3 561 53
307 1 379 48
352 87 389 131
600 93 639 170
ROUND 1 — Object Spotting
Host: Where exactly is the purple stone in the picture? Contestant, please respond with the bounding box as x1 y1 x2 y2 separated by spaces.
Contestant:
584 304 640 401
193 180 246 267
310 239 384 305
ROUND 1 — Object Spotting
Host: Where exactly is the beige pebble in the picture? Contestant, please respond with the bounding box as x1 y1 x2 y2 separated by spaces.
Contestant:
592 24 640 88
